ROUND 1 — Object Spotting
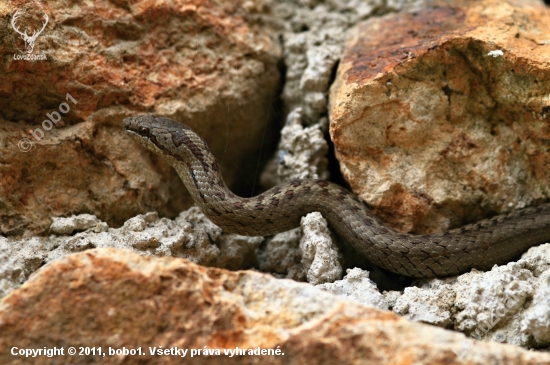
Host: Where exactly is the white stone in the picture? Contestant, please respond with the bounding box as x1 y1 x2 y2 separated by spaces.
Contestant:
318 268 388 309
299 212 342 285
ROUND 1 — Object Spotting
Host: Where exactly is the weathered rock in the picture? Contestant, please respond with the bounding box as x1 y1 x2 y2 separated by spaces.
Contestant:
384 243 550 347
276 0 403 121
258 0 391 207
299 212 342 285
0 239 25 300
3 0 550 362
0 208 262 300
0 0 281 236
393 280 455 328
257 228 306 281
522 270 550 345
453 266 535 346
257 211 343 284
261 108 329 187
1 248 550 365
50 214 101 235
318 267 388 309
261 0 411 188
329 0 550 233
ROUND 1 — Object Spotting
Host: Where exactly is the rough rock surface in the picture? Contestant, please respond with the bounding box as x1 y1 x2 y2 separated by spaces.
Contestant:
0 210 343 300
299 212 342 285
261 108 329 187
49 214 102 235
392 280 456 328
522 270 550 345
318 268 388 309
257 212 344 285
0 0 281 235
329 0 550 233
2 0 550 361
2 248 550 365
386 243 550 348
0 209 262 300
261 0 411 187
453 266 534 346
257 228 306 280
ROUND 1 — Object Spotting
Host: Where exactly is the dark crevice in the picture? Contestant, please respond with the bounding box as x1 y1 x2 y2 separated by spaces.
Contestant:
442 84 453 122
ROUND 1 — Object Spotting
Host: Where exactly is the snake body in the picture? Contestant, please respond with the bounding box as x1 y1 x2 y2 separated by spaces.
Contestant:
124 115 550 277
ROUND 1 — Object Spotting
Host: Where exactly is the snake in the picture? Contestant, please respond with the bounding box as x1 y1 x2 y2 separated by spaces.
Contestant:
123 115 550 277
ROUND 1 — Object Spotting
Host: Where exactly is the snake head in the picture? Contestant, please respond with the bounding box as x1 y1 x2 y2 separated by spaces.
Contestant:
123 115 177 156
123 115 205 165
123 115 153 137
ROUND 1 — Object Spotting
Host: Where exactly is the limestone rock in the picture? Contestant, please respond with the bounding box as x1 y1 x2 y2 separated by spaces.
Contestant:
0 0 281 236
257 211 343 285
453 266 535 346
50 214 101 235
318 267 388 309
393 281 455 328
276 0 399 121
1 248 549 365
0 208 262 299
299 212 342 285
386 243 550 347
261 0 407 188
257 228 306 281
522 270 550 345
260 108 329 187
329 0 550 233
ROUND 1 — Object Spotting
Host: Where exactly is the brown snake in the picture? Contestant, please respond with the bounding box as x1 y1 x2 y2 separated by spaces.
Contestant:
124 115 550 277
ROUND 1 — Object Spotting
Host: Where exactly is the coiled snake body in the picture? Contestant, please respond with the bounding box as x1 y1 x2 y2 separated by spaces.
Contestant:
124 115 550 277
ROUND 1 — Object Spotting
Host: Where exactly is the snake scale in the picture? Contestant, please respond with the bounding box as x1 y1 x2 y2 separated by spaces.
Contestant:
124 115 550 277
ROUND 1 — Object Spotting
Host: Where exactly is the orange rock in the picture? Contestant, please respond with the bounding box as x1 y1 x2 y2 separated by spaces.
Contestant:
329 0 550 233
0 248 549 364
0 0 281 235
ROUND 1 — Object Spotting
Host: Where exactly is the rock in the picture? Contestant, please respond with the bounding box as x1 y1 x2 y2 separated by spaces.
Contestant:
318 268 388 309
0 0 281 236
522 270 550 345
0 238 25 300
261 0 410 188
393 280 455 328
299 212 342 285
387 243 550 347
453 266 534 346
0 208 262 300
0 237 50 294
276 0 396 120
3 0 550 361
1 248 549 365
519 241 550 276
383 290 402 309
257 228 306 281
261 108 329 187
50 214 100 235
329 0 550 233
256 211 343 285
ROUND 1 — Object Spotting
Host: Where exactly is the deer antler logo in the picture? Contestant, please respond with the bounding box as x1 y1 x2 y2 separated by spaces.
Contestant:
11 10 49 54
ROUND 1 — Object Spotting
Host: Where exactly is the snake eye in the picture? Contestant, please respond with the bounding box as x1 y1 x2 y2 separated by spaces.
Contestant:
139 127 150 137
